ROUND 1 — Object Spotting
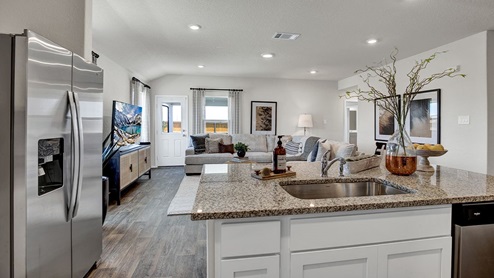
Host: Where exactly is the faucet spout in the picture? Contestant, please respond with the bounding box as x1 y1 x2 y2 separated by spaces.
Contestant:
321 155 346 177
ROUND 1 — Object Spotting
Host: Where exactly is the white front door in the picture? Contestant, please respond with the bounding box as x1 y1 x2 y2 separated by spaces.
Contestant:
155 95 188 166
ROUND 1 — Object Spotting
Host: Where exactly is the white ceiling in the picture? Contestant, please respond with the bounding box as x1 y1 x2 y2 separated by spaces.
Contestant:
92 0 494 82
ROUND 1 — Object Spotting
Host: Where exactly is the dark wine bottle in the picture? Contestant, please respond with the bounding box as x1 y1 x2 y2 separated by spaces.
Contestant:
273 136 287 174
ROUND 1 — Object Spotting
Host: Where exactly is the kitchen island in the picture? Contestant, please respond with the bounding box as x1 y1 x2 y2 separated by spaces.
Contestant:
180 162 494 278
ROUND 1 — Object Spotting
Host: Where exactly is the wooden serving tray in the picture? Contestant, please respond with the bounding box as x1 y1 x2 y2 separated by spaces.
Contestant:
251 170 296 180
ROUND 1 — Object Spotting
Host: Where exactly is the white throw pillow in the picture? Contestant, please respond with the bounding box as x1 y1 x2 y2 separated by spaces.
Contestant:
315 140 331 161
205 138 222 153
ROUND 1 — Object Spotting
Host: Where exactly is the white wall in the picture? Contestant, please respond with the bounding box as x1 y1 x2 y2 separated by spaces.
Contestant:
96 52 147 136
0 0 91 59
487 31 494 175
150 74 343 165
339 32 489 174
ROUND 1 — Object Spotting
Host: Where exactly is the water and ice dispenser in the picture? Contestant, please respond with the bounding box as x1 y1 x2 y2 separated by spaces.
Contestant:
38 138 64 196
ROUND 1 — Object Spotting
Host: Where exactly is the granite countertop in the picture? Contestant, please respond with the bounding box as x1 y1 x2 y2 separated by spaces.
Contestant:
190 161 494 220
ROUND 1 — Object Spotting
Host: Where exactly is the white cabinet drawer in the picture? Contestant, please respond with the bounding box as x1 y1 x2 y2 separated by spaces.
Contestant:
290 206 451 251
220 221 280 258
221 255 279 278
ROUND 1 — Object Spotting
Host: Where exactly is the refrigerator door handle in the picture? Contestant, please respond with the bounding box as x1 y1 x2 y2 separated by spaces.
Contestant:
72 91 84 218
67 91 80 221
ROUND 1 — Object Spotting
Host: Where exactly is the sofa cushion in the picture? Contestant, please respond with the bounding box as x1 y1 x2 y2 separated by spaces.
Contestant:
287 154 304 161
285 141 301 155
245 152 272 163
219 142 235 154
205 138 222 153
210 133 232 145
185 153 234 164
232 134 268 152
190 134 209 153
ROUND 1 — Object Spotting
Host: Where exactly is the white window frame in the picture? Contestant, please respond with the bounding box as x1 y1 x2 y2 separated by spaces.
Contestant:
204 93 230 134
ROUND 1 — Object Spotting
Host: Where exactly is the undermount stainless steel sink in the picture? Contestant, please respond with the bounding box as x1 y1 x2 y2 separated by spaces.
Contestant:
280 179 413 199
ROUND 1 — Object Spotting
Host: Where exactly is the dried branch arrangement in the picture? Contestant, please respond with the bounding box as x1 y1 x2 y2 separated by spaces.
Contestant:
344 48 466 133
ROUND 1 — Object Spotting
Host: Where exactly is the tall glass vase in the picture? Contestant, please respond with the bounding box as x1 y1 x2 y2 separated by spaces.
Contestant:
385 128 417 175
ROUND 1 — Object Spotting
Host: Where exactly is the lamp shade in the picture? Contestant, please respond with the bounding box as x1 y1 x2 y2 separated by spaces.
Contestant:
298 114 313 128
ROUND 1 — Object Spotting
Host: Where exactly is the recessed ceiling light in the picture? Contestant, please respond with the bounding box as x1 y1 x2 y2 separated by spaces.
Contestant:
309 70 318 74
197 65 205 68
366 38 378 44
188 24 202 31
261 53 274 59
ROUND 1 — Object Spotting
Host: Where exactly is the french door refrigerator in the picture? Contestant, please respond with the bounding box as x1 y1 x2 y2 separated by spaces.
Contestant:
0 30 103 277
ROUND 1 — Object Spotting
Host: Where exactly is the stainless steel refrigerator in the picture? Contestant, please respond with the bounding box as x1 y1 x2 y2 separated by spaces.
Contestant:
0 30 103 278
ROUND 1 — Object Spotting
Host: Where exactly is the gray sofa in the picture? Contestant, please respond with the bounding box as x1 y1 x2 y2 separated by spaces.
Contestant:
185 134 358 175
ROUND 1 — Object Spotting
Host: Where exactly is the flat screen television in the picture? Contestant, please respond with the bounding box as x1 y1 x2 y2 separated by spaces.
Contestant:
111 100 142 146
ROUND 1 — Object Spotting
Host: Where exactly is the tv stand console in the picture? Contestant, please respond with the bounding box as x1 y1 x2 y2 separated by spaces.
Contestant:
104 145 151 205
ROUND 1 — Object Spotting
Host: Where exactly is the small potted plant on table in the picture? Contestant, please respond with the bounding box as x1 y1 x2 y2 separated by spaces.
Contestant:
234 142 250 158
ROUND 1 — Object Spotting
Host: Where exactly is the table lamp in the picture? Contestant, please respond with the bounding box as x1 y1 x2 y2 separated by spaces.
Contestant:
298 114 313 135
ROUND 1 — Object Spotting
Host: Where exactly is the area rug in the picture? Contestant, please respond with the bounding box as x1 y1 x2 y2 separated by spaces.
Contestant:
167 175 201 215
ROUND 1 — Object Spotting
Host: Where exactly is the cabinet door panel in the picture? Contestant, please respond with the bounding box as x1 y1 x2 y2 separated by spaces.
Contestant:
138 149 146 176
130 151 139 181
145 147 151 171
377 237 451 278
291 246 378 278
120 151 139 189
221 255 279 278
119 153 132 189
138 147 151 176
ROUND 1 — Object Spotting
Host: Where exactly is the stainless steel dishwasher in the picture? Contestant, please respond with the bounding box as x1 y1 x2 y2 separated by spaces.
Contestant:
453 202 494 278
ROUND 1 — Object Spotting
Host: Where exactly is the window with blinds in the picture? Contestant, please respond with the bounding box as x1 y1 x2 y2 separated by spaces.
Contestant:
204 96 229 133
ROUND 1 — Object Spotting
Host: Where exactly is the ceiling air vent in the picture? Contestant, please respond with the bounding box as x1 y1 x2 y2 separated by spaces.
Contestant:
272 32 300 40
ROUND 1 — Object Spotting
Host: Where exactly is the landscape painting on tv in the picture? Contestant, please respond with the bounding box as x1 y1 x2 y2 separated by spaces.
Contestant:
112 101 142 146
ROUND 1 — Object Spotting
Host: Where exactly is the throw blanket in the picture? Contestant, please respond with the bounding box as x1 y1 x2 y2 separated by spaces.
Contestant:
300 136 320 160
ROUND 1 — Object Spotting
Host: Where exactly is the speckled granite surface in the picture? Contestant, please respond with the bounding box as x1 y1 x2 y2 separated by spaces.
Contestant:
189 162 494 220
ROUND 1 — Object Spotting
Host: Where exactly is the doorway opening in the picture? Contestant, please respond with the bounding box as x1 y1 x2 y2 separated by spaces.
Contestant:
344 100 358 145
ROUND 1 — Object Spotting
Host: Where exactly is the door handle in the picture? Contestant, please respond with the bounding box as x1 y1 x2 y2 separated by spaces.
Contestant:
144 157 147 163
72 92 84 218
67 91 79 222
130 164 133 172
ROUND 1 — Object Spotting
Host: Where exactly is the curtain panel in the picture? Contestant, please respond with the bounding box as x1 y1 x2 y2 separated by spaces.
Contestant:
192 89 205 134
229 90 241 134
131 79 151 142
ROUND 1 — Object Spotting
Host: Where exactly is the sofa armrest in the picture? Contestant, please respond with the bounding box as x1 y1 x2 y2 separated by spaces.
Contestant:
185 147 195 156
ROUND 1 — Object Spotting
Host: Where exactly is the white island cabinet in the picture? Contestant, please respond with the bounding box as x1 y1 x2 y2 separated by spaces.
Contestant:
207 205 452 278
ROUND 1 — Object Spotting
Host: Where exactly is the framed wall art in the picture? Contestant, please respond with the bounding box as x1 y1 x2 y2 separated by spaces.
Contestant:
374 95 400 141
405 89 441 144
250 101 277 135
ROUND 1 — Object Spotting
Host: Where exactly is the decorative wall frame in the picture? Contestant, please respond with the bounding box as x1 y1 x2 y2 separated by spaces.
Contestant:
250 101 277 135
374 95 401 141
405 89 441 144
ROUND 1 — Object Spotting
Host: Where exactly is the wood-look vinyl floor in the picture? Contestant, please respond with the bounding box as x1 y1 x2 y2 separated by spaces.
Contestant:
88 167 206 278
